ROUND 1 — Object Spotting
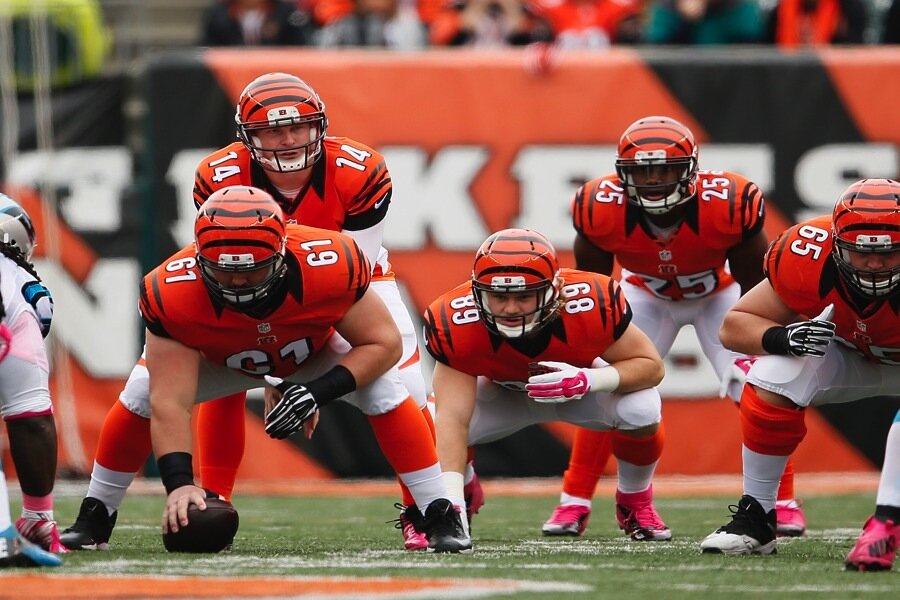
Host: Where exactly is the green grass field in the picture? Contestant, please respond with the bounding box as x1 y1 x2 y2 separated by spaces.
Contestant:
7 486 897 599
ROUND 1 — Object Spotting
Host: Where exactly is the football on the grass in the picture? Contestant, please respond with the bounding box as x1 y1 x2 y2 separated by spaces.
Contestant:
162 497 239 553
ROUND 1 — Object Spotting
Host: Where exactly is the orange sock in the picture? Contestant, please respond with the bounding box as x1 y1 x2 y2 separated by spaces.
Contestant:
777 457 796 501
197 392 246 500
612 421 665 466
740 385 806 455
95 401 151 473
562 429 612 499
368 397 438 474
398 405 437 506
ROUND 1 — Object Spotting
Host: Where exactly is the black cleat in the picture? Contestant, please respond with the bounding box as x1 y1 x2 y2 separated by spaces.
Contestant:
59 497 118 551
700 495 777 555
422 498 473 554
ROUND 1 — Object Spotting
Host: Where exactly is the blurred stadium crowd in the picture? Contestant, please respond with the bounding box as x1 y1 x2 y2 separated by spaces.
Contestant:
3 0 900 89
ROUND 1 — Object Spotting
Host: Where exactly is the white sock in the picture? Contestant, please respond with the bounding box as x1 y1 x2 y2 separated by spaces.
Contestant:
397 463 446 514
559 492 591 508
0 471 11 531
742 446 788 513
876 416 900 508
616 459 657 494
86 462 137 514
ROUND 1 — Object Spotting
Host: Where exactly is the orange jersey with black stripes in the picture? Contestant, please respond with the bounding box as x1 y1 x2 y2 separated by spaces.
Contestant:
765 215 900 365
193 137 392 275
139 224 370 379
572 170 766 301
422 269 632 386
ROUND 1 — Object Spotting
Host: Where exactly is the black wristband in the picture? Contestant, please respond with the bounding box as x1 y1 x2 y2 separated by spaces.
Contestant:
157 452 195 494
304 365 357 408
761 326 791 355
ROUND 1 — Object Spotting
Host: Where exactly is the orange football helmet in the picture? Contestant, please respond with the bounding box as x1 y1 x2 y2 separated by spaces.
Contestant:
832 178 900 298
615 116 698 215
235 72 328 173
472 228 561 338
194 185 287 309
0 193 36 259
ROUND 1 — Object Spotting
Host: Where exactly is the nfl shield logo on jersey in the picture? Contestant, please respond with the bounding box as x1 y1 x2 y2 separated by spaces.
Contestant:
258 323 272 334
658 250 672 261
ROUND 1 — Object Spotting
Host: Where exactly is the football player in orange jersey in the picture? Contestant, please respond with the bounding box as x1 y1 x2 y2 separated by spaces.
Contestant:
424 228 665 541
540 115 777 541
146 186 468 552
701 179 900 570
62 73 435 551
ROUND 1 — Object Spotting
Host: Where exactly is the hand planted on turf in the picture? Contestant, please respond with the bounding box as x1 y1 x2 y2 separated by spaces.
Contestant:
263 375 320 439
162 484 207 534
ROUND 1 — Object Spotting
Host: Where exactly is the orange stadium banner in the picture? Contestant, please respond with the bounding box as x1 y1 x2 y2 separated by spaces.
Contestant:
3 48 900 481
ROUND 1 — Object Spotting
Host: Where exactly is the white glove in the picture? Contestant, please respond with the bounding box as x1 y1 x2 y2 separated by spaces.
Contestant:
525 361 620 403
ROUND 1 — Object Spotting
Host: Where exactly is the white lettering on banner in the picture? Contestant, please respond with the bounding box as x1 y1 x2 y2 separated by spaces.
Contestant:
168 148 213 246
795 144 898 223
8 148 132 232
36 258 141 377
512 146 616 246
381 146 488 249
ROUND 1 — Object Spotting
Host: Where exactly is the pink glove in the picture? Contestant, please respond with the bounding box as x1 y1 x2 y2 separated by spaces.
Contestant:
0 322 11 363
526 360 622 403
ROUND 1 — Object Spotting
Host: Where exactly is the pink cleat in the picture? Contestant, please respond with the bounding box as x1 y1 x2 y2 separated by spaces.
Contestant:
393 504 428 551
542 504 591 536
16 517 69 554
775 499 807 537
615 486 672 541
845 516 898 572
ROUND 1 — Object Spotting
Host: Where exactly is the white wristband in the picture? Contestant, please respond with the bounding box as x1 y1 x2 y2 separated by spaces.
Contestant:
586 366 620 393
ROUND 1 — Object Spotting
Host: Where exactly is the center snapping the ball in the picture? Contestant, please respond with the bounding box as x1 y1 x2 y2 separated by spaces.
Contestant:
162 497 239 553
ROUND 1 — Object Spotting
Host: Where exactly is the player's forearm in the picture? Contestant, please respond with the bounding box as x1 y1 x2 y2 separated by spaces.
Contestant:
720 310 778 355
609 356 665 393
150 399 194 458
337 338 401 389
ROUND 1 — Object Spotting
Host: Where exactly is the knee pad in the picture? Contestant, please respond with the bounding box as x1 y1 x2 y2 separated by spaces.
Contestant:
615 387 662 430
740 385 806 456
119 364 151 418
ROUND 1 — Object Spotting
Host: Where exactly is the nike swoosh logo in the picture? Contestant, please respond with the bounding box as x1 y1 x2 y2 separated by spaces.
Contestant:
373 195 388 210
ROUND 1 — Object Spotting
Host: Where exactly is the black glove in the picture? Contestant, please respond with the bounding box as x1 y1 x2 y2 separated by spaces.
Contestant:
783 318 836 357
263 375 318 439
762 304 836 358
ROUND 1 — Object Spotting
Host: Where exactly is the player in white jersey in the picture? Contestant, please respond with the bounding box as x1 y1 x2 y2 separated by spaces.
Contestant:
0 193 65 554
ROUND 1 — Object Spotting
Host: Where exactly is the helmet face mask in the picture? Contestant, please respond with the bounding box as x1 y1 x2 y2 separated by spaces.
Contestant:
831 179 900 298
0 193 37 260
194 186 287 310
471 229 561 338
235 73 328 173
615 116 698 215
